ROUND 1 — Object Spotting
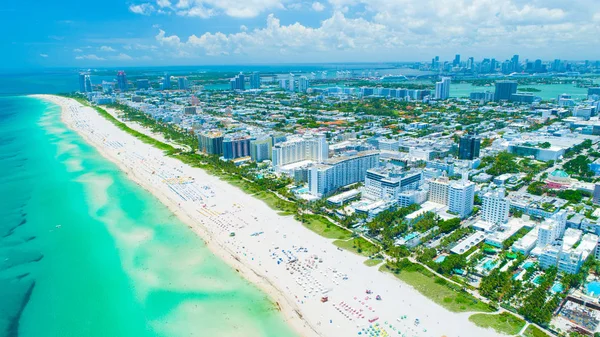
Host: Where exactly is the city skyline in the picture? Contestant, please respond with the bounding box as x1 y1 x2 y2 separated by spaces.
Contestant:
2 0 600 68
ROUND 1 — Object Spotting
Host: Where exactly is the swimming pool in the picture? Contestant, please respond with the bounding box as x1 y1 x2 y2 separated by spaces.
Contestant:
532 276 543 285
435 255 446 263
522 261 534 270
483 259 497 271
586 281 600 297
293 186 309 194
551 282 564 294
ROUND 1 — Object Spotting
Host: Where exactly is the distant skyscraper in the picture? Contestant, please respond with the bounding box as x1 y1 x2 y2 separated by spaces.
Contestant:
298 76 309 93
511 55 520 72
453 54 460 67
250 72 261 89
467 57 474 70
288 73 295 91
116 71 127 91
78 72 92 93
458 134 480 160
136 79 149 90
494 80 518 101
435 77 451 100
178 77 189 90
229 73 246 91
162 73 171 90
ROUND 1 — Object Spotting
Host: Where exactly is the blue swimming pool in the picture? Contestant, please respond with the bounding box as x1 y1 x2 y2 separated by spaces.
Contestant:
532 276 543 285
586 281 600 297
483 259 497 271
522 261 534 269
435 256 446 263
551 282 564 294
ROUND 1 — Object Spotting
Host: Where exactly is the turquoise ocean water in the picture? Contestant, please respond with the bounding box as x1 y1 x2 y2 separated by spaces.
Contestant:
0 96 298 337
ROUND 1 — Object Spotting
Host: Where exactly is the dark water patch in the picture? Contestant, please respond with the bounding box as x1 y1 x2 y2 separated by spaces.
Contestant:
15 273 30 281
0 254 44 272
0 136 16 144
0 153 19 161
23 236 35 242
5 281 35 337
1 219 26 238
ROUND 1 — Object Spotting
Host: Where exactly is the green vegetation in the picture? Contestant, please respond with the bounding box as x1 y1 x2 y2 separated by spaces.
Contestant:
364 258 383 267
482 152 519 176
518 267 559 326
527 181 547 195
298 214 351 240
563 155 593 177
523 324 550 337
382 260 494 313
333 238 380 257
555 189 592 203
468 312 526 335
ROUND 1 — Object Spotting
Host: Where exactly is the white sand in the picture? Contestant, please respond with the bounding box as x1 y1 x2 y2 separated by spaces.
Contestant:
34 95 505 337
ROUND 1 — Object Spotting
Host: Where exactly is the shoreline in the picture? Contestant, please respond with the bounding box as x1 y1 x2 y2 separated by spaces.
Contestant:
34 94 319 337
33 94 505 337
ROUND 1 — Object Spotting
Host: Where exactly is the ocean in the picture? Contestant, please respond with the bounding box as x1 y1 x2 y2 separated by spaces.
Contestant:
0 95 298 337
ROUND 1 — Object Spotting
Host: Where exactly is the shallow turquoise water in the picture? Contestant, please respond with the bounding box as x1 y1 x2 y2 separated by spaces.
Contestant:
0 96 297 337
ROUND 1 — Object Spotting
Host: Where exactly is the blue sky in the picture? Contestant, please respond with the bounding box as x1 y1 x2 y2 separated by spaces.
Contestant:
2 0 600 68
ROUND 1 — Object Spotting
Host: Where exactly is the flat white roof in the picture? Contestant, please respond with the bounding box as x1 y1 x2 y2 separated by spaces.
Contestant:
451 232 487 255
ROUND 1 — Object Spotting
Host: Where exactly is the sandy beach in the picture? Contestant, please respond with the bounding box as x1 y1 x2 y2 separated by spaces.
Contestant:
34 94 506 337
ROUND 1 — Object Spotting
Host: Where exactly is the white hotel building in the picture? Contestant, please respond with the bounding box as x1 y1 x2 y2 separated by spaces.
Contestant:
309 151 380 197
272 133 328 169
481 188 510 225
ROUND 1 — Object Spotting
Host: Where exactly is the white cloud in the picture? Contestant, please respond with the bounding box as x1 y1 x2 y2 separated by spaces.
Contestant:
73 48 83 52
137 0 283 18
129 3 155 15
157 0 171 7
39 54 48 58
142 0 600 61
100 45 116 52
312 2 325 11
75 54 105 61
113 53 134 60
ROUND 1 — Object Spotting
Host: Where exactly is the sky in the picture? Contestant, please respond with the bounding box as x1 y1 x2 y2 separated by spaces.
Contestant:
2 0 600 69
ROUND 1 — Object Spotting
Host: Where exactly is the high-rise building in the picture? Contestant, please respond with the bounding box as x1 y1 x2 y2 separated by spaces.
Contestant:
481 189 510 224
162 73 171 90
453 54 460 67
448 177 475 219
230 73 245 91
511 55 520 72
136 79 149 90
178 77 189 90
428 176 450 205
78 72 92 93
593 184 600 205
198 131 224 156
435 77 451 100
250 72 261 89
116 71 127 91
272 133 328 168
288 73 295 91
250 137 272 162
298 76 309 93
458 134 480 160
223 135 251 160
494 80 518 101
363 166 422 201
308 151 380 197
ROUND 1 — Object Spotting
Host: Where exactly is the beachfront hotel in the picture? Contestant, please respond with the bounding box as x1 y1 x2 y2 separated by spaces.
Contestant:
308 151 380 197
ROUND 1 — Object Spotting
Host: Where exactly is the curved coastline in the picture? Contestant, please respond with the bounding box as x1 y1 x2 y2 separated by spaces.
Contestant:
32 94 507 337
